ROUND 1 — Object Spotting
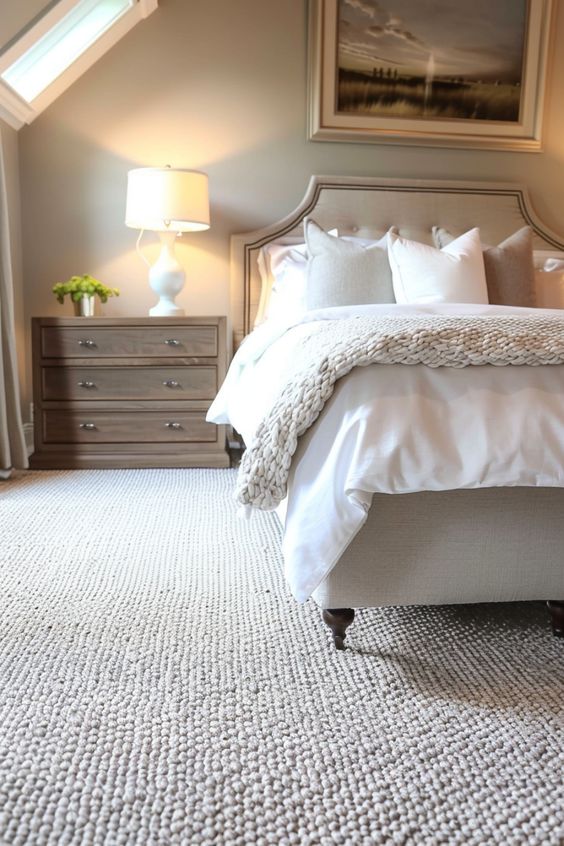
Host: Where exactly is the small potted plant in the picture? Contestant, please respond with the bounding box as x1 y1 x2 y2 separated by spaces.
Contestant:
53 275 120 316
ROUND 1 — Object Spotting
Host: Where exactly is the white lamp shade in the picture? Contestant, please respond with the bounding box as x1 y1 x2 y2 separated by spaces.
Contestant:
125 167 210 232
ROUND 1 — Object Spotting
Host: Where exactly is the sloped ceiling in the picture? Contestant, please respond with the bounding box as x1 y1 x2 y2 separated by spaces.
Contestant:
0 0 157 128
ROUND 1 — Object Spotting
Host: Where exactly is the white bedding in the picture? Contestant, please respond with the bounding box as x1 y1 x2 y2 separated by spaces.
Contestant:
207 304 564 602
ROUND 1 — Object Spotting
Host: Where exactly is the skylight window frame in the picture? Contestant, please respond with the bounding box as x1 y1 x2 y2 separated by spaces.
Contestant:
0 0 158 130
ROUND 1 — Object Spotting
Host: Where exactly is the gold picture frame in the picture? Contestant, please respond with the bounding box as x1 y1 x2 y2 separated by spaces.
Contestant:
308 0 553 151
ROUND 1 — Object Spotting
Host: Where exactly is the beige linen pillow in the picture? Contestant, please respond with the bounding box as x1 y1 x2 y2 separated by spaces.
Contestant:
432 226 536 307
304 219 396 310
255 229 340 323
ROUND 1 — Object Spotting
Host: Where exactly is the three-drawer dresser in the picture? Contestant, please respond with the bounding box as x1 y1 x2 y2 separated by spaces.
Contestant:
30 317 229 469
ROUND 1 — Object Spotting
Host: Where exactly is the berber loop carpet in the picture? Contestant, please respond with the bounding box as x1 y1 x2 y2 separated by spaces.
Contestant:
0 469 563 845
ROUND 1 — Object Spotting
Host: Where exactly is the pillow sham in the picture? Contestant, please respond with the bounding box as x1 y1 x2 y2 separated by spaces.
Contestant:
261 243 309 321
304 219 396 310
432 225 535 308
256 233 337 323
388 228 488 305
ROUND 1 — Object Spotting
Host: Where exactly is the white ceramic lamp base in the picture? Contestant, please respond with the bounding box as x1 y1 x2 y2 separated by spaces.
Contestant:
149 230 186 317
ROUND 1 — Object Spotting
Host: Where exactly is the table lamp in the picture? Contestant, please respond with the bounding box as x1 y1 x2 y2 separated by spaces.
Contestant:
125 166 210 316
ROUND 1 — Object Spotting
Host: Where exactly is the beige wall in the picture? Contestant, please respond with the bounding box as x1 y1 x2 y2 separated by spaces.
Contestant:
0 0 51 46
14 0 564 414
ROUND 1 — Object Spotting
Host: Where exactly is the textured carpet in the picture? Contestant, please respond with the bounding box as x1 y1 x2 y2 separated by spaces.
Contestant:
0 469 563 846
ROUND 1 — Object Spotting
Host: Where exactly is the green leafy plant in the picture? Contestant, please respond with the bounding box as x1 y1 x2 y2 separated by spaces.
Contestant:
52 274 120 304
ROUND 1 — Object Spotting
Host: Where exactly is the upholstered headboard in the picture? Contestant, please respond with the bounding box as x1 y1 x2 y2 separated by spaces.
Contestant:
230 176 564 347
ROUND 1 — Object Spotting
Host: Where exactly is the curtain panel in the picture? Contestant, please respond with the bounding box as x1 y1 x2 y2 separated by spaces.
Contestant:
0 135 28 478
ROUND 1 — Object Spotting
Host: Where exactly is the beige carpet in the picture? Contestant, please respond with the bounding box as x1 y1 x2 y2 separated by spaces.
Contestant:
0 469 563 845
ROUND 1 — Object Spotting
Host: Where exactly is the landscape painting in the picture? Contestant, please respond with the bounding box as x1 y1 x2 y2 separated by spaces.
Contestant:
337 0 527 123
308 0 551 150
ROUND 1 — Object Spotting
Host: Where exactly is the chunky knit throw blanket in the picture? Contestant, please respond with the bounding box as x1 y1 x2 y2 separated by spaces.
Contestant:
235 314 564 510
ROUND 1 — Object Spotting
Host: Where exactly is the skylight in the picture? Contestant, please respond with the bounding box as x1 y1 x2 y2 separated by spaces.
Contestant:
2 0 134 103
0 0 158 129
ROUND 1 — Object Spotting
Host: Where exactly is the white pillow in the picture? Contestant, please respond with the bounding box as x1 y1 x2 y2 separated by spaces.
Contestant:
533 251 564 270
256 241 305 323
543 258 564 272
433 226 535 307
263 244 309 321
388 228 489 305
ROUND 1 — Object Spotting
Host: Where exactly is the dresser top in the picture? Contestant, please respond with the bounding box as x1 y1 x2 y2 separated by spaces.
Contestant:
32 316 225 327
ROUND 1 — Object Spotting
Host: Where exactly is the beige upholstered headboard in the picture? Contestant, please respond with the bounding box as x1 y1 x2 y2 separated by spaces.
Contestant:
230 176 564 347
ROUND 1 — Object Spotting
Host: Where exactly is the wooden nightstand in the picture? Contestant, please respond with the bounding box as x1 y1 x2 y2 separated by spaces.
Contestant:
30 316 230 469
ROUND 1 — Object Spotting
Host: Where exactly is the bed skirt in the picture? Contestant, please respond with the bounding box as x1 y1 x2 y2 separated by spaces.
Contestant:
311 487 564 609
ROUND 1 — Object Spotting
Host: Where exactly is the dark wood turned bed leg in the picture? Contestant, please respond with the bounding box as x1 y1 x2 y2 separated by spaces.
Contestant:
322 608 355 650
547 601 564 638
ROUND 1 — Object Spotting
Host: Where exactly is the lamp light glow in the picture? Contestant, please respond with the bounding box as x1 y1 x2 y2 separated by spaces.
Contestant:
125 166 210 316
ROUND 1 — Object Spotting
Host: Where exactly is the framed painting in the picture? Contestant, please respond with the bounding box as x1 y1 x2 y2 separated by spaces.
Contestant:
307 0 553 150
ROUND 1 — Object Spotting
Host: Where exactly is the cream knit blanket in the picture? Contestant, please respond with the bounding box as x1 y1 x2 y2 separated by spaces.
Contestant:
235 314 564 510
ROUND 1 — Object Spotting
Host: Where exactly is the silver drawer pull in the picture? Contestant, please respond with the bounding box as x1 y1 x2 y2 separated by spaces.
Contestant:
77 380 96 389
164 338 180 346
165 422 182 430
79 422 96 430
162 379 180 388
78 339 96 348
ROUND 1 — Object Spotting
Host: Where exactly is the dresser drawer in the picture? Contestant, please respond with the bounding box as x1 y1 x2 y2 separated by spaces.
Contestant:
31 316 229 469
42 410 218 444
42 366 217 401
40 325 218 359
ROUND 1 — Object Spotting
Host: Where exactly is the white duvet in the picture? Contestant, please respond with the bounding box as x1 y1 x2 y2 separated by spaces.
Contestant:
207 304 564 602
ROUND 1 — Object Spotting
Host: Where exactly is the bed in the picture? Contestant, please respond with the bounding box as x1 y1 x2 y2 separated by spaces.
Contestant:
210 176 564 649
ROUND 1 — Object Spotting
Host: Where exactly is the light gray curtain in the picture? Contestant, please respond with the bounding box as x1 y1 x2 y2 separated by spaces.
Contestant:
0 136 27 478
